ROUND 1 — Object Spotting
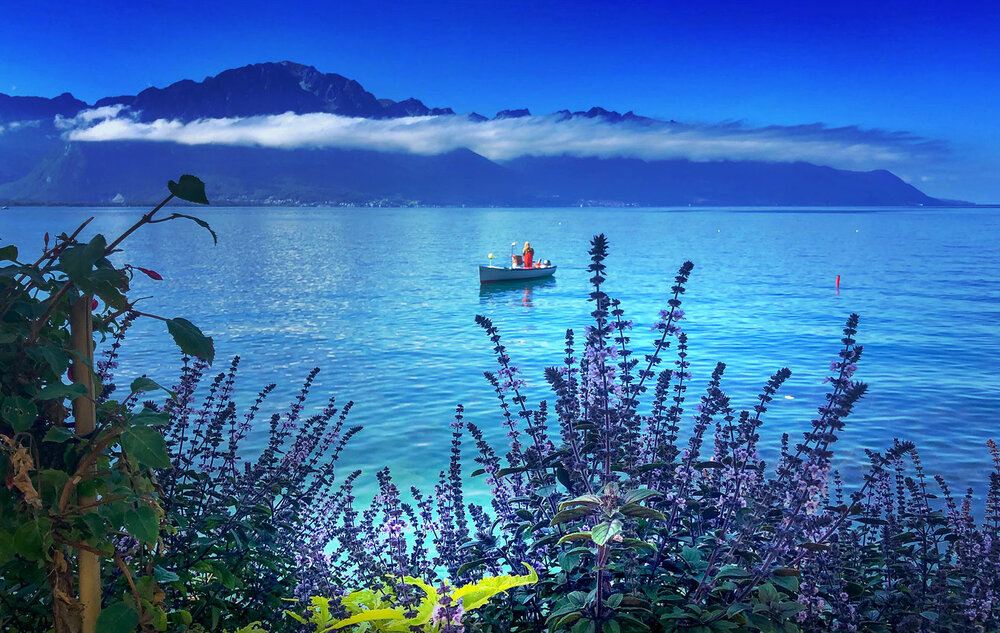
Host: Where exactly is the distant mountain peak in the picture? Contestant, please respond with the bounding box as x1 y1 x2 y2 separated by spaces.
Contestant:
551 107 657 124
88 61 450 122
495 108 531 120
0 92 87 122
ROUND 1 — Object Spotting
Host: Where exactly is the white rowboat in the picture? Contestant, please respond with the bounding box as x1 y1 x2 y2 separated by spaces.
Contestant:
479 265 557 284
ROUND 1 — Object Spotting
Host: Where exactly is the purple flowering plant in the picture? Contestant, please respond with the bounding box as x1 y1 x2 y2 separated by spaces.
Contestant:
276 233 1000 633
128 356 362 632
432 234 1000 632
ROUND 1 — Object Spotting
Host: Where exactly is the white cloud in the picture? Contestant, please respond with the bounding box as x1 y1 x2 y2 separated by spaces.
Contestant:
60 109 943 170
55 104 128 129
0 120 42 135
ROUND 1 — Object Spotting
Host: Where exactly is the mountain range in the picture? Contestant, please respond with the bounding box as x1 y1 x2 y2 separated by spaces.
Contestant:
0 61 942 206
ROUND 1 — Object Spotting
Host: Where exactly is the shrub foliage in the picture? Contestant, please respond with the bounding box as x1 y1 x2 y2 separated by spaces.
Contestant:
0 177 216 633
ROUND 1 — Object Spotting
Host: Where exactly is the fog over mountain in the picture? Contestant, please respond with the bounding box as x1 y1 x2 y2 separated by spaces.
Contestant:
0 62 944 206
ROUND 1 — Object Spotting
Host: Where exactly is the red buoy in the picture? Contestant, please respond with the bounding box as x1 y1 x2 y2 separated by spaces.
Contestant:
836 275 841 290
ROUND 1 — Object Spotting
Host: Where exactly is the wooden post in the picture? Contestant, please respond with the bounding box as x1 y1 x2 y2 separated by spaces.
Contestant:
69 294 100 633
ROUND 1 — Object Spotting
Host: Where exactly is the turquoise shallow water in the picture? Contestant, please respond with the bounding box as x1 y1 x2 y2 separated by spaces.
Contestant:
3 206 999 499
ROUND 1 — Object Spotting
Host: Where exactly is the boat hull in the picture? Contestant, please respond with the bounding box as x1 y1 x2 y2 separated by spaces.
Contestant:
479 265 557 284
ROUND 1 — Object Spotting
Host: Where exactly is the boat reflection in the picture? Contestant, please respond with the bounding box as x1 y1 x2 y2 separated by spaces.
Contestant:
478 277 556 308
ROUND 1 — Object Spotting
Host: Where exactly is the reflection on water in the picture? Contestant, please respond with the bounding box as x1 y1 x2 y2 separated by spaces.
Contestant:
478 277 557 308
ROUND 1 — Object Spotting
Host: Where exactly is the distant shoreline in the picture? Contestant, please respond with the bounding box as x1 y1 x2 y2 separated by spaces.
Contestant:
1 202 993 210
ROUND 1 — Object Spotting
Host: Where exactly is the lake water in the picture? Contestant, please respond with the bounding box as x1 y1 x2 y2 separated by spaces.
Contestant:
3 206 999 500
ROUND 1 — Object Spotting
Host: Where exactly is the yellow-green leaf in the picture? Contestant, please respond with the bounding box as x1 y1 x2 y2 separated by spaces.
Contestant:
331 608 405 629
451 563 538 611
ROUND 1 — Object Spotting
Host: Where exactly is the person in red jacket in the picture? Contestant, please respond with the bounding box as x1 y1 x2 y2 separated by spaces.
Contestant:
523 241 535 268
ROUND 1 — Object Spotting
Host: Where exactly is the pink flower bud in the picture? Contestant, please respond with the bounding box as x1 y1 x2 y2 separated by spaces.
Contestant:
136 267 163 281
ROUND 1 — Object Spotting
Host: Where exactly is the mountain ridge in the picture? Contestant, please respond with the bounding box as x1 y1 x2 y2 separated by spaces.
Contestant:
0 61 690 125
0 61 948 206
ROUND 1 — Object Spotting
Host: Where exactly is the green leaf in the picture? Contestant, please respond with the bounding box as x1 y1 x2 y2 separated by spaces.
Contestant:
0 245 17 262
573 618 596 633
36 382 88 401
166 213 218 245
9 263 46 285
556 465 573 490
13 518 52 561
1 396 38 432
496 465 532 478
620 537 656 552
590 519 622 546
681 546 703 565
854 517 889 526
284 610 309 625
757 582 780 603
207 561 238 589
771 574 800 593
619 503 666 521
167 175 210 205
26 345 70 377
746 613 775 633
773 567 801 577
59 234 107 282
451 563 538 611
122 425 171 468
83 267 129 311
716 564 751 578
123 504 159 545
99 500 129 531
557 531 593 544
777 601 806 618
43 426 76 443
130 408 170 426
330 608 405 629
550 505 593 525
455 558 488 577
153 566 180 583
166 318 214 364
130 376 171 396
96 601 139 633
558 494 602 510
79 513 108 541
624 488 661 504
38 469 70 500
797 542 830 552
694 461 725 469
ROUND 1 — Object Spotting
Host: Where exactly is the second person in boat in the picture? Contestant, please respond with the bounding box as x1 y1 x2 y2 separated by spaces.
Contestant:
523 241 535 268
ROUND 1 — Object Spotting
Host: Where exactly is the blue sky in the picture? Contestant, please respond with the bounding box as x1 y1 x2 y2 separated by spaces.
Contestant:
2 0 998 201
